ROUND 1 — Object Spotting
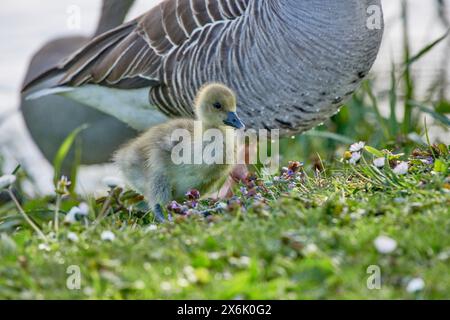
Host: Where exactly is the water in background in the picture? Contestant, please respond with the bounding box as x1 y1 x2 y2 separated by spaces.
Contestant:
0 0 449 194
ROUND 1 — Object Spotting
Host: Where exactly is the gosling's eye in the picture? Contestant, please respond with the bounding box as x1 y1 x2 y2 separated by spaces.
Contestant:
213 102 222 109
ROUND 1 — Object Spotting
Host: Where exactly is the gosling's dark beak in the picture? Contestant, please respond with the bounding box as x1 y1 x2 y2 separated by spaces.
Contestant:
224 112 245 129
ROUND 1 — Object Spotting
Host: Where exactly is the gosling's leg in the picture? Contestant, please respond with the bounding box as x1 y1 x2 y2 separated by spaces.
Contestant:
218 164 249 198
153 204 166 223
146 170 172 223
218 142 254 198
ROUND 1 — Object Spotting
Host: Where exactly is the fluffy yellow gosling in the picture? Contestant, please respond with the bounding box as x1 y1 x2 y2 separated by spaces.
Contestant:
115 83 245 222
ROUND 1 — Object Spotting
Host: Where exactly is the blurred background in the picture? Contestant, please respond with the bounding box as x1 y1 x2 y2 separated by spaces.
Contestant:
0 0 449 195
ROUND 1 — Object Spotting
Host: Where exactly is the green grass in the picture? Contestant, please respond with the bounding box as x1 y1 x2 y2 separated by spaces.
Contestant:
0 144 449 299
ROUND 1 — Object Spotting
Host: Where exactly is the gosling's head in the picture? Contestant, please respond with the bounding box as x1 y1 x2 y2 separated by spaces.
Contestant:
195 83 245 129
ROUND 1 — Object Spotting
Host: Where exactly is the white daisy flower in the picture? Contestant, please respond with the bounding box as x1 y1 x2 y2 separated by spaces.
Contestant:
350 141 366 152
160 282 172 291
102 176 123 189
38 243 51 252
83 287 94 296
304 243 319 255
239 256 251 267
64 205 88 224
349 152 362 165
0 174 16 189
373 157 386 168
406 278 425 293
78 202 90 215
67 232 79 242
393 162 409 175
208 252 221 260
183 266 197 283
216 202 228 210
177 278 189 287
374 235 397 254
64 207 80 224
145 224 158 232
101 230 115 242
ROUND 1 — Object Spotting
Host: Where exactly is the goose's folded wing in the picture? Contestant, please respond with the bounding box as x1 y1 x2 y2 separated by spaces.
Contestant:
22 0 250 92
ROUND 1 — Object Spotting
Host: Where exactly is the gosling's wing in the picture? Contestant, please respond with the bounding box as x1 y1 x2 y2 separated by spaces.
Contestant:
23 0 250 92
157 120 194 153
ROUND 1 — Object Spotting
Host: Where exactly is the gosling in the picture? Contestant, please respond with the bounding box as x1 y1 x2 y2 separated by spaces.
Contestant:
114 83 245 222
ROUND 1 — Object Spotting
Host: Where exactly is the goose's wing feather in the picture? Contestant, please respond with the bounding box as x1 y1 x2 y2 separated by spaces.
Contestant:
23 0 250 92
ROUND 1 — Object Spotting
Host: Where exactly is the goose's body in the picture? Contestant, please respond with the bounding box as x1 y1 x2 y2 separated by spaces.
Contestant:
115 83 244 221
25 0 384 136
21 0 136 167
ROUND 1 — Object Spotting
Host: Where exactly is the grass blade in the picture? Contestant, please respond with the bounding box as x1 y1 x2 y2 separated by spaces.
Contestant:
409 101 450 126
53 124 88 186
405 29 450 68
303 131 353 145
12 164 21 175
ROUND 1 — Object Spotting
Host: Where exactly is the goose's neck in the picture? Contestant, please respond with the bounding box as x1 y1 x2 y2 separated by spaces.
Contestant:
94 0 135 36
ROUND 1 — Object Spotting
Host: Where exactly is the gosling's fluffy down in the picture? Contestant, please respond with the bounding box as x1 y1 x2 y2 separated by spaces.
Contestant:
114 83 245 221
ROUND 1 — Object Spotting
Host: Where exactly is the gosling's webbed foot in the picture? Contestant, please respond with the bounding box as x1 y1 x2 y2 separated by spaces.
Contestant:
200 210 213 218
154 204 166 223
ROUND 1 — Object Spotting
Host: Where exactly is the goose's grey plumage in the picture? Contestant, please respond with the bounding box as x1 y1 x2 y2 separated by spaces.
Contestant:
21 0 136 167
24 0 384 136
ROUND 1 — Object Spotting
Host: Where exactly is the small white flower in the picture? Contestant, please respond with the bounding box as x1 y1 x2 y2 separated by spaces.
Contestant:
134 280 146 290
374 235 397 254
373 157 386 168
38 243 51 252
64 206 82 224
216 202 228 210
67 232 79 242
65 203 89 224
239 256 251 266
0 174 16 189
406 277 425 293
208 252 221 260
102 176 123 189
145 224 158 232
183 266 197 283
349 152 362 165
350 141 366 152
177 278 189 287
83 287 94 296
229 256 251 268
78 202 90 215
437 250 450 261
160 281 172 291
304 243 319 255
101 230 115 242
393 162 409 175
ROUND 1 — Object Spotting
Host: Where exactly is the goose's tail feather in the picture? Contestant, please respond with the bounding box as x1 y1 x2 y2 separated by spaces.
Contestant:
25 87 75 101
21 18 140 93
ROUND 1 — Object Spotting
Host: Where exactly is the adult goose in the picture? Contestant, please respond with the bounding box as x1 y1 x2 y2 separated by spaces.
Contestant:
21 0 136 166
24 0 384 136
